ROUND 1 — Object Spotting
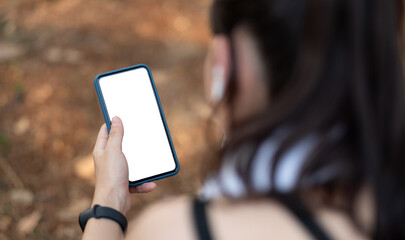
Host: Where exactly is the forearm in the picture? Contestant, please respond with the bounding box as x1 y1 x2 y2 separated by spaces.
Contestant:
81 187 129 240
83 119 156 240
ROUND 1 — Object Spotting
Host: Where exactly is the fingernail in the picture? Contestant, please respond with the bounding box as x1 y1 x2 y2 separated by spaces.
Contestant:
112 117 120 126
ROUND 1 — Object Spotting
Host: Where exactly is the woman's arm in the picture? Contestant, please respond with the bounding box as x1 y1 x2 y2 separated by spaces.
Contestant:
82 117 156 240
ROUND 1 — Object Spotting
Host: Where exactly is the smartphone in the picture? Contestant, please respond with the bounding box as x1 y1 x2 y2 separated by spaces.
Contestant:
94 64 179 186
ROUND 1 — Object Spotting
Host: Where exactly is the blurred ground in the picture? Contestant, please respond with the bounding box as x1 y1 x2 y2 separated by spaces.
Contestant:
0 0 211 239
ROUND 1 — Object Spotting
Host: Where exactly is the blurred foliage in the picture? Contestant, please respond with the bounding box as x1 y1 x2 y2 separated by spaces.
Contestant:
13 82 25 102
13 82 24 95
0 132 10 145
0 0 210 238
0 132 10 152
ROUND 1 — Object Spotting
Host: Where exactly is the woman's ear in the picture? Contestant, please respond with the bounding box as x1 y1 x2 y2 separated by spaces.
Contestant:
206 35 231 104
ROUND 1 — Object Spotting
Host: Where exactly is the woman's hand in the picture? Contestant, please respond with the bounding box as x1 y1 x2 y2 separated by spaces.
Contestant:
91 117 156 214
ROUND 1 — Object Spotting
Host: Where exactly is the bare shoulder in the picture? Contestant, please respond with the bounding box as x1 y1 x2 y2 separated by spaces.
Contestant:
126 196 195 240
125 196 313 240
208 198 368 240
125 196 369 240
207 198 314 240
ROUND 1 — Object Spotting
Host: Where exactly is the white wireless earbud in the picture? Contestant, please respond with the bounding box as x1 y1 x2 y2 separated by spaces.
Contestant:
211 65 225 102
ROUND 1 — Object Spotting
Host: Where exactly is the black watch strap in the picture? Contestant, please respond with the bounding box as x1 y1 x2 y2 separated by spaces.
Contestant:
79 204 128 233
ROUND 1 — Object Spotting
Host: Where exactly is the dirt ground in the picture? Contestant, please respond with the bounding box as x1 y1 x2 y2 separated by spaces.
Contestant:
0 0 211 239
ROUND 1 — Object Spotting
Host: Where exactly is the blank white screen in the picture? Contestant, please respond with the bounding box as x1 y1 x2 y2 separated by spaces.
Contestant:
99 67 176 182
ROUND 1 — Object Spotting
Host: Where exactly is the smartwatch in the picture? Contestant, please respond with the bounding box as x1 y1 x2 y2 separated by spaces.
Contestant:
79 204 128 233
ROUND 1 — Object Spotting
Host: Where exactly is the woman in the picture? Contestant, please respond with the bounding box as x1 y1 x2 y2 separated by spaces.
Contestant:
82 0 405 239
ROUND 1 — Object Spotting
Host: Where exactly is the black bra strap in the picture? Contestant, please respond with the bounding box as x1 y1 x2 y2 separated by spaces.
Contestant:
193 198 213 240
277 195 333 240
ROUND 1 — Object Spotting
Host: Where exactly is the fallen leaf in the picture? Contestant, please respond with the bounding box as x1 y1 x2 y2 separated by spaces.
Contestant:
32 84 53 104
44 47 83 64
0 42 24 62
74 154 94 181
17 211 41 235
13 117 30 136
10 188 34 206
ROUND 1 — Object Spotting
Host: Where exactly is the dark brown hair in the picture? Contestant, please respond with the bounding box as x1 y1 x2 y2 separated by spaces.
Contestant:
209 0 405 238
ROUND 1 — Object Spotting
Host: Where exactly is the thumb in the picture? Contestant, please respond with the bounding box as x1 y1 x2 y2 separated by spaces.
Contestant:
107 116 124 151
